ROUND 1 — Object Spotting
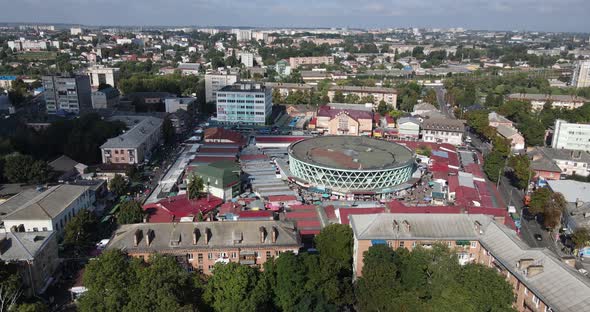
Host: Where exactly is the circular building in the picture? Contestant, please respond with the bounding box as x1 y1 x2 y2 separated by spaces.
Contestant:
288 136 415 194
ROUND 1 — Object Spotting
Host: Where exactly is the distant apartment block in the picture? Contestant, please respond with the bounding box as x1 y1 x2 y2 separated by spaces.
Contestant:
86 65 120 88
572 60 590 88
70 27 83 35
239 52 254 68
100 116 163 164
91 87 120 109
233 29 252 42
552 119 590 151
420 118 465 145
106 220 301 275
205 72 240 103
507 93 588 111
327 86 398 108
177 63 200 76
8 39 48 51
0 75 17 90
42 75 92 115
216 83 272 125
289 56 335 69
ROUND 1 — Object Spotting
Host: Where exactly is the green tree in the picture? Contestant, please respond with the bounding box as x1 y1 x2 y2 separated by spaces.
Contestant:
0 262 22 312
459 264 515 312
116 200 144 224
187 174 204 199
333 91 345 103
529 188 567 229
12 302 49 312
483 151 505 183
272 88 283 104
79 250 136 312
2 153 48 184
162 117 175 145
204 262 270 312
572 228 590 249
355 244 400 312
124 254 197 312
423 89 438 106
272 252 307 312
109 174 128 197
63 209 98 255
508 155 532 190
376 100 389 115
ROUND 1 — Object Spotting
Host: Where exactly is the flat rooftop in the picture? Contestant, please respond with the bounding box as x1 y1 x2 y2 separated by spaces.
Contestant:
289 136 414 170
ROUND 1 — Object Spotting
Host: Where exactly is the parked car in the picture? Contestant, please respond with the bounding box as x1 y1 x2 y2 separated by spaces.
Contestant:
534 234 543 241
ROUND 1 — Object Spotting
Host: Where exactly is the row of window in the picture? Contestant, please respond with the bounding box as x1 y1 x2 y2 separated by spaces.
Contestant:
385 240 478 249
184 250 282 261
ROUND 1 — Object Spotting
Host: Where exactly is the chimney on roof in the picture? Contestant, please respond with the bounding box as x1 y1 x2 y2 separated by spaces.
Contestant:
561 256 576 268
393 220 399 232
259 226 266 243
517 258 535 271
0 236 8 255
205 228 211 245
134 229 143 246
526 265 544 278
10 225 17 233
271 226 278 243
402 220 411 232
193 228 200 245
474 221 483 234
145 229 154 246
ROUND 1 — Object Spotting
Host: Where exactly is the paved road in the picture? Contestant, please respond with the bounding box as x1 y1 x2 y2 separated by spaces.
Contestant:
434 87 454 119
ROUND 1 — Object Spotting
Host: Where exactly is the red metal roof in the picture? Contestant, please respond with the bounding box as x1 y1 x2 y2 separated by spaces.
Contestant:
287 211 319 219
143 195 223 223
240 154 269 161
324 205 337 219
296 220 322 228
192 156 236 164
338 208 386 225
237 210 274 219
317 105 373 121
267 195 298 202
204 127 245 145
289 204 316 211
199 147 239 154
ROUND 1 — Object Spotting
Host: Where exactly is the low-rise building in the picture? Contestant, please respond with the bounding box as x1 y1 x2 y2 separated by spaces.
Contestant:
91 87 120 109
203 127 245 146
529 147 590 178
177 63 200 76
547 180 590 232
350 213 590 312
100 116 163 164
165 97 196 113
397 117 420 138
315 104 373 136
507 93 588 111
105 220 301 274
488 111 513 128
327 86 398 109
496 125 525 152
420 118 465 145
0 231 59 295
1 185 94 234
186 161 241 201
552 119 590 152
412 103 438 116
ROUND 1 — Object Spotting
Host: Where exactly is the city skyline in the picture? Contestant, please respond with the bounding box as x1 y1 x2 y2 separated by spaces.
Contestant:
2 0 590 33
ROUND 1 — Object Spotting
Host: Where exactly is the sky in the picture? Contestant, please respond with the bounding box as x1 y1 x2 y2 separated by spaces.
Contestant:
2 0 589 33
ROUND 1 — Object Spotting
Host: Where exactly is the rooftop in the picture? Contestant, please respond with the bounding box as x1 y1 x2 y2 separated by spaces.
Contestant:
219 83 267 93
508 93 588 102
101 116 163 149
0 231 55 261
2 185 89 221
547 180 590 203
106 220 301 251
421 118 465 132
328 85 397 94
289 136 414 170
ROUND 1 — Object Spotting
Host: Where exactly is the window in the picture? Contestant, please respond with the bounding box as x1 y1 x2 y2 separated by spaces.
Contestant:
447 241 452 248
33 227 38 232
231 252 237 258
42 227 48 231
208 253 213 260
266 251 272 258
524 288 528 296
198 253 203 263
412 242 417 247
187 253 193 260
399 241 405 248
470 241 478 248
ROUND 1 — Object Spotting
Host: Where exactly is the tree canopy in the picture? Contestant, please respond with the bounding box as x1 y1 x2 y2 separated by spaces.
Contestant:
116 200 144 224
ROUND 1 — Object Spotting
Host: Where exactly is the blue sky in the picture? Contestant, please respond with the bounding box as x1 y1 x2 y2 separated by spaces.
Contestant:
2 0 589 32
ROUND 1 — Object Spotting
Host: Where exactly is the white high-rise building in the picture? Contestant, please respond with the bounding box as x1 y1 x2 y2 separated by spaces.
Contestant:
552 119 590 152
70 27 83 35
216 83 272 125
204 72 240 103
232 29 252 42
572 60 590 88
85 65 120 88
239 52 254 67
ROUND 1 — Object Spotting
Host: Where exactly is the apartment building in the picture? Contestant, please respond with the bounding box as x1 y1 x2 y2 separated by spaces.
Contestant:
289 56 335 69
233 29 252 42
165 97 196 113
0 75 16 90
420 118 465 145
8 39 48 51
216 83 272 125
507 93 588 111
350 213 590 312
572 60 590 88
239 52 254 68
205 72 240 103
552 119 590 152
100 116 163 164
91 87 120 109
0 185 94 234
42 75 92 115
105 220 301 274
529 147 590 179
264 82 313 99
0 231 59 295
85 65 120 88
327 86 398 108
